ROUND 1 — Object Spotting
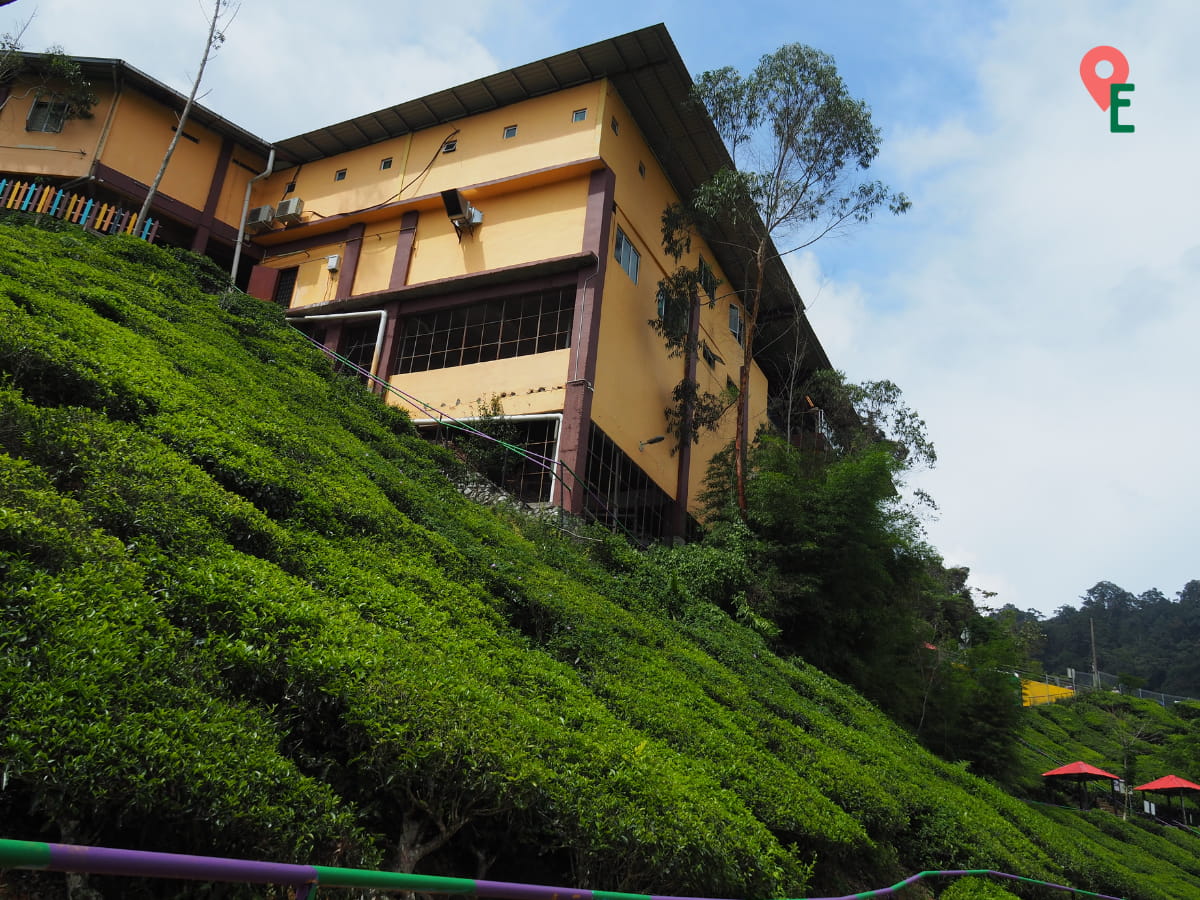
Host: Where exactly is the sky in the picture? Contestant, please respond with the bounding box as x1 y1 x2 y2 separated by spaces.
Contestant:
6 0 1199 618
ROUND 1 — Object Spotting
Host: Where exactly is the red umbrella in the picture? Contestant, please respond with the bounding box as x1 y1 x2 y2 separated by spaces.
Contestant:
1042 761 1120 809
1134 775 1200 823
1042 761 1120 779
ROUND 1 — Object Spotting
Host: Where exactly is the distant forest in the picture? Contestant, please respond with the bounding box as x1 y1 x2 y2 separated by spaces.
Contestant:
1014 581 1200 698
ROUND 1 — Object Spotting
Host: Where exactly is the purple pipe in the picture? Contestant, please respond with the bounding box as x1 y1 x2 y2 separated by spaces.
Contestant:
47 843 315 888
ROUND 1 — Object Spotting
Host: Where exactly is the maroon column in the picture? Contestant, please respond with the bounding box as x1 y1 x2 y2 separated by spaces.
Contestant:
389 210 420 289
558 167 614 516
335 223 366 301
191 136 234 253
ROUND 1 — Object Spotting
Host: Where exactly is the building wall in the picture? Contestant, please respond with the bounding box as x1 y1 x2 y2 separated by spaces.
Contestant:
252 82 605 306
247 78 773 524
1 67 268 243
0 75 111 180
397 350 571 422
591 86 769 506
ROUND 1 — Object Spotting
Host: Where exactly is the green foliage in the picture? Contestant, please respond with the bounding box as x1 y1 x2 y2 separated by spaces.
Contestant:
1 221 1198 900
1036 579 1200 696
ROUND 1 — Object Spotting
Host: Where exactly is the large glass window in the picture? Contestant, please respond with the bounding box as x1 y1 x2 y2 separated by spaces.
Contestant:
393 286 575 374
614 227 640 284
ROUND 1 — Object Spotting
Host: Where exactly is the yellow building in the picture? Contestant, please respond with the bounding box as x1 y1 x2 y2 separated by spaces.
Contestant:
1 27 832 542
0 53 271 270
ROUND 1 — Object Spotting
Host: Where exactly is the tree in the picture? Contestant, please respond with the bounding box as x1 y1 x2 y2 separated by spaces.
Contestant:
0 18 97 122
655 44 909 514
136 0 237 229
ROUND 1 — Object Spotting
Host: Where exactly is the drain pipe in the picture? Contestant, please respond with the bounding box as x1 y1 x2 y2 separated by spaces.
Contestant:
288 309 387 382
231 147 275 285
413 412 564 503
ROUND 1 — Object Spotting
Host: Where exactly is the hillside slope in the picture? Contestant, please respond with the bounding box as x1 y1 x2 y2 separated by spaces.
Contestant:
1 220 1198 899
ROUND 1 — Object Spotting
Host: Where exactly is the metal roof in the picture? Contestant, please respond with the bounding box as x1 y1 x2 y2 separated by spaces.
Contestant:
18 53 274 158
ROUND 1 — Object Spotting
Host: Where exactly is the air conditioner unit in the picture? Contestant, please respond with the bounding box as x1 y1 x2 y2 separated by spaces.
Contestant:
275 197 304 224
246 205 275 232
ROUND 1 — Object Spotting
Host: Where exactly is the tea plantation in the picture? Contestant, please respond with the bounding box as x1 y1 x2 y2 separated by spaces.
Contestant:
1 220 1198 898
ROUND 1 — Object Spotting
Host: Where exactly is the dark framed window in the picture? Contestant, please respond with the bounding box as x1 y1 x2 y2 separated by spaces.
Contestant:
27 99 68 133
503 124 518 139
583 425 673 544
380 157 393 170
272 267 299 305
572 108 587 122
699 257 718 300
334 321 378 381
614 227 640 284
334 169 347 181
393 286 575 374
420 417 560 504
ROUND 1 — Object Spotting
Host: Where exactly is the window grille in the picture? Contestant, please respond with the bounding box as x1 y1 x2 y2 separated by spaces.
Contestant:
583 425 673 543
393 286 575 374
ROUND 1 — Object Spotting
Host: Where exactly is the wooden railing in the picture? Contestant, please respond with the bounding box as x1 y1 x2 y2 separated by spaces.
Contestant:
0 178 159 241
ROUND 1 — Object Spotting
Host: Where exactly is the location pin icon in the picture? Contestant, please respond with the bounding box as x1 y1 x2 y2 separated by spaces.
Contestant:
1080 46 1130 110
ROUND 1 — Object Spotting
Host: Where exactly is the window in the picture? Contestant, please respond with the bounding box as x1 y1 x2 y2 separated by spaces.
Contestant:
637 161 646 178
442 139 457 153
272 267 299 306
583 425 673 544
729 302 743 345
701 341 719 369
572 108 587 122
380 157 393 170
334 322 378 382
503 124 518 139
614 227 640 284
610 116 620 134
334 169 347 181
393 286 575 374
656 287 666 319
284 181 296 194
26 99 68 133
699 258 718 300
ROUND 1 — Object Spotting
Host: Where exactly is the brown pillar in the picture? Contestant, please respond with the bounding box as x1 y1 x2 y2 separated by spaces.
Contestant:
191 136 234 253
559 167 614 516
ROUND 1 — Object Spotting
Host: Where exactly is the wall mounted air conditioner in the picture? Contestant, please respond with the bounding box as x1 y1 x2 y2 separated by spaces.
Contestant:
275 197 305 224
246 205 275 232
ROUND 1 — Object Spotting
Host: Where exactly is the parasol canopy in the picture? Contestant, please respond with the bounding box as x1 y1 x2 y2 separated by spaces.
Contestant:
1041 761 1119 810
1134 774 1200 794
1042 761 1120 781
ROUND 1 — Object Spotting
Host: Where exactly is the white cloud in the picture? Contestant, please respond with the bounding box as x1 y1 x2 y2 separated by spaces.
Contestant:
808 1 1200 613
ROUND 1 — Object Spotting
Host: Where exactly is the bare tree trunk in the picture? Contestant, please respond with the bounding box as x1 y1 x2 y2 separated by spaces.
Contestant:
136 0 224 230
734 243 767 514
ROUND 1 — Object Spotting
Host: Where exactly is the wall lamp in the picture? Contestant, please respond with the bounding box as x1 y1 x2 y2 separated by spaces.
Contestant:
441 188 483 241
639 435 666 451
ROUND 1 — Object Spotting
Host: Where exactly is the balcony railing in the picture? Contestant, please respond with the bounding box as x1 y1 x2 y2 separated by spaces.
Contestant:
0 179 159 241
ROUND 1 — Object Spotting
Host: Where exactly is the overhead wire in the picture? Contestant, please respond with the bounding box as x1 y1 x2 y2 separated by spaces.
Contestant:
287 325 647 547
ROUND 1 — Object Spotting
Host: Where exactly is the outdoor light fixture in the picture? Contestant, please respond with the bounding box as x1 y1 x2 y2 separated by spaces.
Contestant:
441 188 483 241
639 435 666 451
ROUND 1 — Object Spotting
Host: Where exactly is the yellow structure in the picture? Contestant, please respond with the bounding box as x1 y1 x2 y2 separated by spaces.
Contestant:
1022 679 1076 707
1 27 832 541
0 53 271 268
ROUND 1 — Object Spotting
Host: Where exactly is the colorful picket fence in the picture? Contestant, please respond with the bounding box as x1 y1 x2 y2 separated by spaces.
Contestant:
0 179 159 241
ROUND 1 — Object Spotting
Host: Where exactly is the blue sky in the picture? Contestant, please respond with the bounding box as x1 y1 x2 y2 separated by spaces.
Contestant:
9 0 1200 619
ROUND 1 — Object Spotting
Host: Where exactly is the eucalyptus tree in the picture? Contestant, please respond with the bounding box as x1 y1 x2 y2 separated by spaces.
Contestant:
137 0 238 229
655 44 909 512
